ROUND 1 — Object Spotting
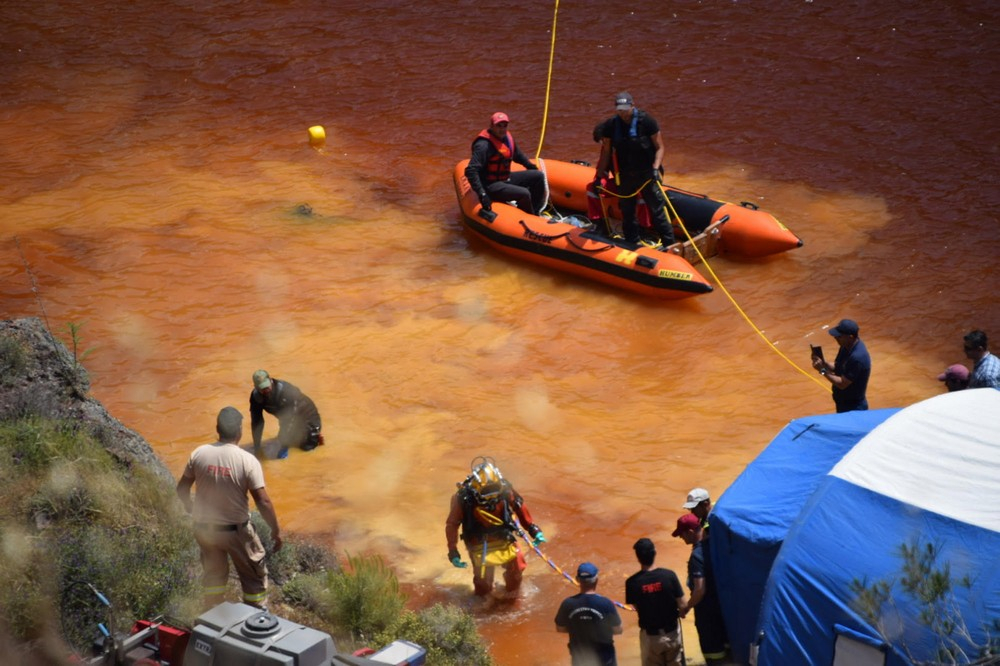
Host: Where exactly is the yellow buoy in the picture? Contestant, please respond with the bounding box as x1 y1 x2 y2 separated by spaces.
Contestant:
308 125 326 147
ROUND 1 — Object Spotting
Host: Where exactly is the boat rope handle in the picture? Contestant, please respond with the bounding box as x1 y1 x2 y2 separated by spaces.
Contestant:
511 517 635 612
517 220 572 242
659 183 829 391
518 218 612 253
565 234 614 253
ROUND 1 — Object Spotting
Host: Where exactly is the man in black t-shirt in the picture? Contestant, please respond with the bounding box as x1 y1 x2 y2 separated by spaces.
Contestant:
625 538 687 666
555 562 623 666
594 92 675 247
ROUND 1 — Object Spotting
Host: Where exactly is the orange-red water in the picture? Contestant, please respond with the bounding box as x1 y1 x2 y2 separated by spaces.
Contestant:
2 1 997 663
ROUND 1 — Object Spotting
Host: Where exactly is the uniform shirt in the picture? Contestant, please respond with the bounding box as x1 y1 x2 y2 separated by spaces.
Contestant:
183 441 265 525
686 540 721 605
969 352 1000 389
833 338 871 412
624 567 684 632
555 592 622 666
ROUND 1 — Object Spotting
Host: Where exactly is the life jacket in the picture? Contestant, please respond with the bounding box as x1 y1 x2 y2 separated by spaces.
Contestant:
610 110 656 172
474 130 516 184
458 483 518 544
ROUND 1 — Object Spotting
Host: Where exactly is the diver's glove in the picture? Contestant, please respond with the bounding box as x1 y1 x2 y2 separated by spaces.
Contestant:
448 549 467 568
531 531 547 548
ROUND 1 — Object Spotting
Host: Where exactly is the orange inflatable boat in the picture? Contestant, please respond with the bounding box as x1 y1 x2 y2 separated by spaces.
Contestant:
453 158 801 300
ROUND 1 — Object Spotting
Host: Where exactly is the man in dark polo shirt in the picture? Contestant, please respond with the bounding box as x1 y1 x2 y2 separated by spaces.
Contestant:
811 318 872 413
556 562 623 666
625 538 687 666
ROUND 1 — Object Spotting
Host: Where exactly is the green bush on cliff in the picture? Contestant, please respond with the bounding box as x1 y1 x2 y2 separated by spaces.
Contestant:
374 604 495 666
0 416 199 654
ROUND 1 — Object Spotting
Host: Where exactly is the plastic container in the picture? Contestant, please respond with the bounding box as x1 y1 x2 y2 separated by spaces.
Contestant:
368 640 427 666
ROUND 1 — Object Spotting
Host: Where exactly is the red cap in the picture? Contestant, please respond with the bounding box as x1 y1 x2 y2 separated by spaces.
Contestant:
672 513 702 537
938 364 969 382
490 112 510 125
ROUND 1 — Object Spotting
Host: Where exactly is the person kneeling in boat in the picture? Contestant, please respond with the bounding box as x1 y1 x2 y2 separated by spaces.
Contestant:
445 457 546 599
466 112 546 216
594 92 675 248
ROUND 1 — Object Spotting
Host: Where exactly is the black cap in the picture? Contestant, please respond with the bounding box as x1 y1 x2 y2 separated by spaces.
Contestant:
615 92 634 110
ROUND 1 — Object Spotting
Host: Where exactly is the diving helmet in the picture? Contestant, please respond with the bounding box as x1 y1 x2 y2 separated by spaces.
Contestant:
466 457 505 504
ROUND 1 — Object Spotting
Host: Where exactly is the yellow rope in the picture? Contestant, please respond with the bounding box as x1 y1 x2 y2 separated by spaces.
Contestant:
659 183 829 391
534 0 560 160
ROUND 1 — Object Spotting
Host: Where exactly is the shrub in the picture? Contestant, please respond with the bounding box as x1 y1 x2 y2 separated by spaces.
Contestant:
327 553 406 642
0 415 199 656
0 334 30 384
374 604 494 666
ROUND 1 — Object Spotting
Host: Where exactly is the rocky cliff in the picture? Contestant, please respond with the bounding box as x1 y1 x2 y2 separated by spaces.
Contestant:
0 317 172 482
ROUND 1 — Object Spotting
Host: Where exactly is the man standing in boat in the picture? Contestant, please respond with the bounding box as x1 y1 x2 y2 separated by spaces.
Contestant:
445 457 546 599
594 92 675 247
466 112 547 216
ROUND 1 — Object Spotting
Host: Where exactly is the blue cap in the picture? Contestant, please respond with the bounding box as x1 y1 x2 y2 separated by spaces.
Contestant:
829 319 859 337
577 562 599 581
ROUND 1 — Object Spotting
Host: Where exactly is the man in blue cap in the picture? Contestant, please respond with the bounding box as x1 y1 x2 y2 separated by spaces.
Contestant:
812 318 871 412
555 562 623 665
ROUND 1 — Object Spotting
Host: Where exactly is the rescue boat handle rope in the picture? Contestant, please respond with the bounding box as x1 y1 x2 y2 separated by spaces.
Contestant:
516 219 612 254
511 517 636 613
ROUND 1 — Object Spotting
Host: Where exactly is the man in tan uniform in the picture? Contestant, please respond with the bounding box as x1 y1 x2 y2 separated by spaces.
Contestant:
176 406 283 609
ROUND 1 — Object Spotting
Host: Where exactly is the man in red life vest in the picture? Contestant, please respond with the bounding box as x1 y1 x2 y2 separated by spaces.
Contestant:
465 112 547 216
446 457 546 598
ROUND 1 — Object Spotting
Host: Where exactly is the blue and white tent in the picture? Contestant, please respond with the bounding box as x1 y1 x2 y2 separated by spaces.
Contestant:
713 389 1000 665
710 407 900 664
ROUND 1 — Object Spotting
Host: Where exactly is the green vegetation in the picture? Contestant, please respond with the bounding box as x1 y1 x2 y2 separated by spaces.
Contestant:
0 416 199 655
0 335 31 384
375 604 495 666
62 322 95 371
850 539 999 664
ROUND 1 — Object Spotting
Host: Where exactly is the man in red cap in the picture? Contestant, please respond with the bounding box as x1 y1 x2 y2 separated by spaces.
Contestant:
465 112 546 217
673 513 729 664
937 363 969 392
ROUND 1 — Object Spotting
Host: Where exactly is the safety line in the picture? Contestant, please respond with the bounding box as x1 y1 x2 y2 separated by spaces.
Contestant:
659 183 829 391
534 0 560 161
513 519 635 612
